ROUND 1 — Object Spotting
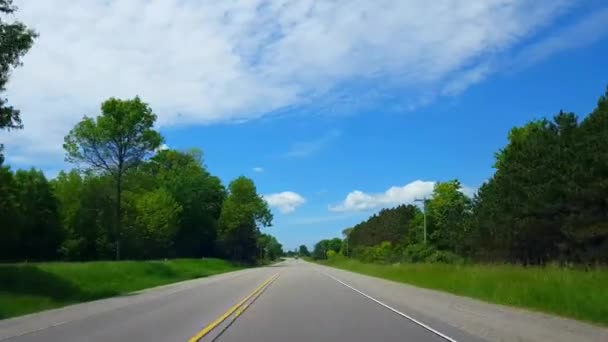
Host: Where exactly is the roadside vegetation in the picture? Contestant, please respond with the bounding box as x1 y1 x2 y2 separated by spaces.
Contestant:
318 256 608 325
311 85 608 324
0 258 241 319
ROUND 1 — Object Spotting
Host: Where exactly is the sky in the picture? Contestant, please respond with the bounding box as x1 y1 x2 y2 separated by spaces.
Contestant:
2 0 608 250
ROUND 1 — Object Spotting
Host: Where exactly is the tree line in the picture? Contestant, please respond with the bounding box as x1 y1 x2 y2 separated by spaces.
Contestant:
1 97 283 262
313 86 608 265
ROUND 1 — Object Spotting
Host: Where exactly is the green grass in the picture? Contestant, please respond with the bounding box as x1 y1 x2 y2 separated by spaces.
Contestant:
317 258 608 326
0 258 242 319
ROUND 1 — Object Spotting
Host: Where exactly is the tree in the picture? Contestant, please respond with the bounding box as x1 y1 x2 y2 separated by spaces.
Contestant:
0 165 18 259
425 180 472 254
312 240 330 260
218 176 272 262
258 233 283 261
143 149 225 257
0 0 37 163
13 169 62 260
298 244 310 257
123 189 182 259
63 97 162 259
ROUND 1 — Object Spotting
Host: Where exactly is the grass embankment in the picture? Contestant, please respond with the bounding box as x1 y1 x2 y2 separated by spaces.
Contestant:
0 258 242 319
318 258 608 325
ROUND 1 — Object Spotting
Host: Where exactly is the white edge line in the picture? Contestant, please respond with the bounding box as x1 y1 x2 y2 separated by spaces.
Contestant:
323 272 458 342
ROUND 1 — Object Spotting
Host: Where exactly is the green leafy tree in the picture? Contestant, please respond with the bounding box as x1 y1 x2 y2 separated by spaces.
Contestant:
0 165 18 259
0 0 37 163
13 169 62 260
143 149 225 257
218 176 272 262
258 233 283 261
312 239 330 260
298 244 310 257
63 97 162 259
123 189 182 259
425 180 472 254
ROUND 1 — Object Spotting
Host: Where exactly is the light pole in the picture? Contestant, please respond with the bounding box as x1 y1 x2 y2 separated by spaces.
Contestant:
414 197 427 244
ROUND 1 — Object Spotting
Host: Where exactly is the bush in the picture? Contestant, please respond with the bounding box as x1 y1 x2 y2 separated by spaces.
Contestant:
425 250 465 264
403 243 437 262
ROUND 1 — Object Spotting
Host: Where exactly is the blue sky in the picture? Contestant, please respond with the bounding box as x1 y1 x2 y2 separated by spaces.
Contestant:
2 0 608 249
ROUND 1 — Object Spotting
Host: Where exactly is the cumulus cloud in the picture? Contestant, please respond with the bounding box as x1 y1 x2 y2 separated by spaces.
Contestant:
0 0 582 166
330 180 479 212
330 180 435 212
253 167 264 173
264 191 306 214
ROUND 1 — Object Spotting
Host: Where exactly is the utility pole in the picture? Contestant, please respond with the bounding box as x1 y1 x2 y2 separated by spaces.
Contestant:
414 197 427 244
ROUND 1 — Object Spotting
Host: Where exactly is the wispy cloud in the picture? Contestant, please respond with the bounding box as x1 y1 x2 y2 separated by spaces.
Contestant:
284 129 341 158
253 167 264 173
284 213 361 225
0 0 588 166
511 7 608 68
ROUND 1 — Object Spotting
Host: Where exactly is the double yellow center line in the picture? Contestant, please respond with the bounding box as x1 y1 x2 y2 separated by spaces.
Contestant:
188 273 280 342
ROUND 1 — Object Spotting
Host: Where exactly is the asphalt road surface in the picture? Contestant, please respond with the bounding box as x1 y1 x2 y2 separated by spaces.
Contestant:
1 259 607 342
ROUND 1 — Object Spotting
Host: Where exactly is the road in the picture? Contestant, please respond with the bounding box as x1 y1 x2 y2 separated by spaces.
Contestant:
1 259 607 342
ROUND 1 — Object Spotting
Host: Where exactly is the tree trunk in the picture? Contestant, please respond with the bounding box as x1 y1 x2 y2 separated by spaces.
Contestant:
115 172 122 260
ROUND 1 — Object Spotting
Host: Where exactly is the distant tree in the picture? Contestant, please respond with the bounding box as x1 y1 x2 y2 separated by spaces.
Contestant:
13 169 62 260
258 233 283 260
328 238 342 253
0 0 37 163
425 180 472 255
63 97 162 259
0 165 18 259
218 176 272 262
298 244 310 257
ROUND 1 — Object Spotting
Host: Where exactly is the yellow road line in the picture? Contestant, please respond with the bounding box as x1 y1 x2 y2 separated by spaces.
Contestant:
188 273 279 342
234 304 249 318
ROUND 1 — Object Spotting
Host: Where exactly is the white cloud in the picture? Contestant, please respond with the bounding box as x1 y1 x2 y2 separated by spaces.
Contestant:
253 167 264 173
156 143 170 152
264 191 306 214
460 185 478 198
331 180 479 212
0 0 584 165
285 129 341 158
330 180 435 212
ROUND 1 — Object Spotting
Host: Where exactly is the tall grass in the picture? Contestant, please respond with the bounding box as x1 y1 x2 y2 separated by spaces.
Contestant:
0 259 242 319
319 258 608 325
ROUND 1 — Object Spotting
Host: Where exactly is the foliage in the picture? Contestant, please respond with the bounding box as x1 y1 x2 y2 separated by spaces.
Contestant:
312 238 342 260
0 0 37 162
64 97 163 259
258 233 283 261
348 204 419 249
298 244 310 257
218 176 273 262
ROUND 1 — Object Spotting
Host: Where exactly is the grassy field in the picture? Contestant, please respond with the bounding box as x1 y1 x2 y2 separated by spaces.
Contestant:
0 258 242 319
317 257 608 326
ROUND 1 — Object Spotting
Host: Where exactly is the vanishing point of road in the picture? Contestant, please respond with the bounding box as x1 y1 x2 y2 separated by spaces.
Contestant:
1 259 607 342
